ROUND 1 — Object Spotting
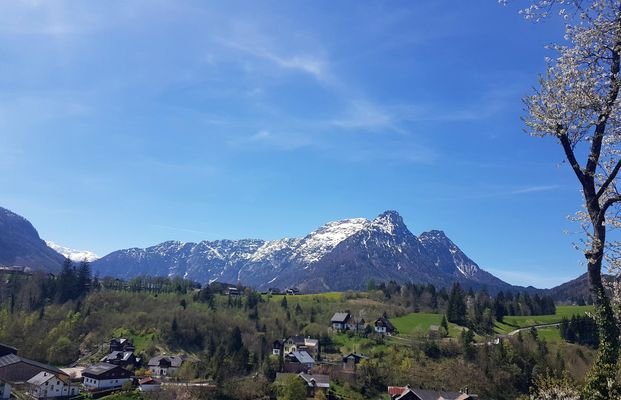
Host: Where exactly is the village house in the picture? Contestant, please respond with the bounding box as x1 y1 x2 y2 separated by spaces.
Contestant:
82 363 132 391
138 377 161 392
0 354 68 384
109 338 135 353
330 312 366 332
101 351 140 368
276 372 330 398
330 312 351 331
283 351 315 373
147 355 184 377
285 287 300 295
388 385 477 400
227 287 240 296
342 353 369 372
27 371 79 399
0 379 10 399
375 316 396 335
272 340 283 356
282 336 320 358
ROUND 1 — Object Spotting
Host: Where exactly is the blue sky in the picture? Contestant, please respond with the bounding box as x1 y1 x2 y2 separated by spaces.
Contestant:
0 0 586 288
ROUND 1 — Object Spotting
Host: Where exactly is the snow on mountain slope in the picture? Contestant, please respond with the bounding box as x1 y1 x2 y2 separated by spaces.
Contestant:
91 211 513 292
293 218 369 264
45 241 99 262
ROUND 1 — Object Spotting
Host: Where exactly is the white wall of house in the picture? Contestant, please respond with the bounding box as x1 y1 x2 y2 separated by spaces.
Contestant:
83 376 130 390
30 381 78 398
139 383 161 392
375 326 387 334
149 366 178 376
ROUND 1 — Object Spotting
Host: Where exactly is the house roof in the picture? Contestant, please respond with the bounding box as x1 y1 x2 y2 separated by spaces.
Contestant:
139 377 160 385
290 351 315 364
147 355 184 368
342 353 369 363
83 363 129 377
388 386 408 397
27 371 69 386
304 338 319 347
390 387 477 400
287 335 306 345
299 373 330 388
101 351 135 362
331 312 350 323
0 343 17 354
0 354 66 376
375 317 395 330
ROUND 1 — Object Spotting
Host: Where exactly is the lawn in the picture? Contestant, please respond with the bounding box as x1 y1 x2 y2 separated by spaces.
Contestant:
495 305 593 334
391 312 463 338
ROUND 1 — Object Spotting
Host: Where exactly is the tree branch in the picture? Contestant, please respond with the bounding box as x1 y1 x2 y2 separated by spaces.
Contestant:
558 130 586 185
597 160 621 200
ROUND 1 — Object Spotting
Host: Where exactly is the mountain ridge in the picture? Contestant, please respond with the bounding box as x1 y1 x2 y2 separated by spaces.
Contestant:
0 207 65 271
91 210 513 292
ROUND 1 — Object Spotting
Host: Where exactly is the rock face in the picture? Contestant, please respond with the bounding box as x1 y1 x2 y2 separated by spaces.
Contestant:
0 207 65 271
92 210 512 292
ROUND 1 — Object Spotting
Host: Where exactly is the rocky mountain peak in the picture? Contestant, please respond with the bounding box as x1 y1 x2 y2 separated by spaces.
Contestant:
370 210 407 235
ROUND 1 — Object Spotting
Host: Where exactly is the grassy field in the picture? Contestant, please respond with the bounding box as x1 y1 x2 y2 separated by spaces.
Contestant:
263 292 345 302
495 305 593 334
391 312 463 337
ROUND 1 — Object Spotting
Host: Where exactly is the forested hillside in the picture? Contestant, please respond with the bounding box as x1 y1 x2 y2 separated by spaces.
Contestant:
0 261 599 399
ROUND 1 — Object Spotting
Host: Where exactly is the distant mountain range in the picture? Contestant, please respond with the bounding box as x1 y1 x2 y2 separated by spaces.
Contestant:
0 205 600 297
90 210 513 292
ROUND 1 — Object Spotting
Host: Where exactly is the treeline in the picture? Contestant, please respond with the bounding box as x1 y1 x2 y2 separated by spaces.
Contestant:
560 315 598 348
375 281 556 334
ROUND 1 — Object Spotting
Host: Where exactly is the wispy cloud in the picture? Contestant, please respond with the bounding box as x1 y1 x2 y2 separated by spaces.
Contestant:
217 37 328 82
511 185 560 195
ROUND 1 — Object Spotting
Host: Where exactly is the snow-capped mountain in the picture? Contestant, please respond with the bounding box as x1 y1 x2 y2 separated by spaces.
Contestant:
92 210 512 292
45 241 99 262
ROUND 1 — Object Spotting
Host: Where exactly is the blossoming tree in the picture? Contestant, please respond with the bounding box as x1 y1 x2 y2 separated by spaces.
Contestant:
521 1 621 398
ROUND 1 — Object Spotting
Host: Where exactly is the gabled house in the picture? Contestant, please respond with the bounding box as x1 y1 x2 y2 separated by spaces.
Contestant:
101 351 140 368
331 312 351 331
342 353 369 372
109 338 135 353
283 351 315 373
138 377 161 392
388 385 477 400
147 355 184 377
285 287 300 295
27 371 79 398
375 316 396 335
0 354 67 384
282 336 320 358
82 363 132 391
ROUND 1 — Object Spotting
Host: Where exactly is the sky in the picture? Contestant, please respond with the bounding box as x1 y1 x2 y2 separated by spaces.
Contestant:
0 0 589 288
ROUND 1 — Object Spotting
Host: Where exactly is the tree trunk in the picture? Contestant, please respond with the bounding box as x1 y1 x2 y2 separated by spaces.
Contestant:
582 223 620 400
